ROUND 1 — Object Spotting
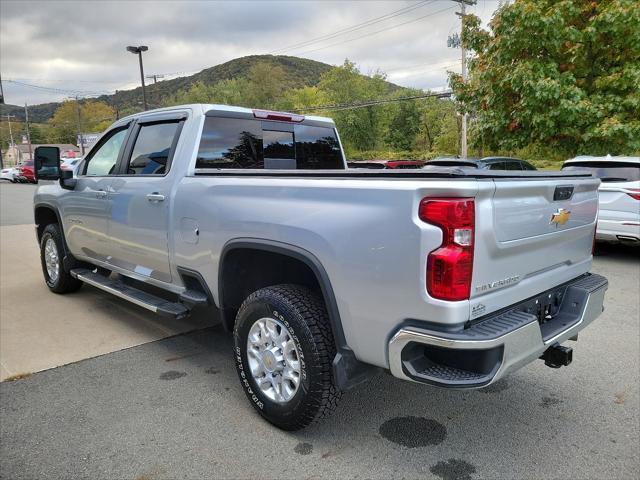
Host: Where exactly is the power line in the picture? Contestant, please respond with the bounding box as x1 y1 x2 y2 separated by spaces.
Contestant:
293 5 455 56
3 79 111 97
271 0 434 54
291 91 452 113
5 77 134 85
383 59 460 73
388 63 460 80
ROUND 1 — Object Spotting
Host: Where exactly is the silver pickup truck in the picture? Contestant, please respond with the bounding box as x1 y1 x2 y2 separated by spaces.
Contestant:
33 104 608 430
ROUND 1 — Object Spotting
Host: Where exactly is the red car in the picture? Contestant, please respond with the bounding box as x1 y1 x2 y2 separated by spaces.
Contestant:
17 160 36 183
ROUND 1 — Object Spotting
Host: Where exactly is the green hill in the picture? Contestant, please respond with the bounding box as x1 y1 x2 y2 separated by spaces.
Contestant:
0 102 60 124
2 55 400 122
102 54 337 112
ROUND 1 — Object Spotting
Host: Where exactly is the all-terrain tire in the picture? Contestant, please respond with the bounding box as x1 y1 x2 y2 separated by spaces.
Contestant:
233 284 341 430
40 223 82 293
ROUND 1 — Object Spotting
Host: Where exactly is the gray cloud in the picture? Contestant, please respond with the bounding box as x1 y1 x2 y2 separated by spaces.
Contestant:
1 0 499 105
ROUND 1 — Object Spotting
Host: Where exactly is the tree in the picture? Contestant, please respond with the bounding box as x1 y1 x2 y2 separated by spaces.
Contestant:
169 79 249 106
317 60 389 151
244 62 287 108
48 100 115 144
277 86 322 111
28 123 51 144
384 89 423 150
166 62 288 109
450 0 640 156
413 97 459 153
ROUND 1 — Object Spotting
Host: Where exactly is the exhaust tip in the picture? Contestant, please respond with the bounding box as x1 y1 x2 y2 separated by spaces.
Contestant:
616 235 639 244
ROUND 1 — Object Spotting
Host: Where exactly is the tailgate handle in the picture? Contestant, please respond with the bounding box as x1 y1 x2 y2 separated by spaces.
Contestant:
554 185 574 201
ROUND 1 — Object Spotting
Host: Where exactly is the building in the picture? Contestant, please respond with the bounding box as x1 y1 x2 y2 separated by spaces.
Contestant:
4 144 81 165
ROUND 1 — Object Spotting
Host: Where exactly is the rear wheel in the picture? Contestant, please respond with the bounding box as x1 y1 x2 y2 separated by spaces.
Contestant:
40 223 82 293
233 284 341 430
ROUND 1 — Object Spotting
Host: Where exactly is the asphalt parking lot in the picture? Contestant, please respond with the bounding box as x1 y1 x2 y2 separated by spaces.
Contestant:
0 181 638 479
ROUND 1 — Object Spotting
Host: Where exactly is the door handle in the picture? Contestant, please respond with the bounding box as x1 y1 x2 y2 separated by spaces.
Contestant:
146 193 165 202
95 190 107 199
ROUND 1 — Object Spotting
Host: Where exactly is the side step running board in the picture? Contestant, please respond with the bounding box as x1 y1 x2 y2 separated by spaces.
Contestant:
70 268 190 319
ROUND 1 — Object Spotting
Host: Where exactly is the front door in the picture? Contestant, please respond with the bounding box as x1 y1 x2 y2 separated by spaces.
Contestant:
62 126 129 263
108 117 184 284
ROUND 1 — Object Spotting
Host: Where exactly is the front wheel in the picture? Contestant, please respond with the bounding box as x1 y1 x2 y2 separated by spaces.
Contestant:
233 284 341 430
40 223 82 293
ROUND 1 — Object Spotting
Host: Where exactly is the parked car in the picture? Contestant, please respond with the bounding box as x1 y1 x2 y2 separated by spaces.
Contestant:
1 166 20 183
33 104 606 430
424 156 537 170
16 160 36 183
60 158 83 177
348 160 425 169
562 155 639 244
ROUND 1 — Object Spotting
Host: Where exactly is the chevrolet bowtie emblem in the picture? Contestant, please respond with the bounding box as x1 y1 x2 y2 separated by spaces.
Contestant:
550 208 571 226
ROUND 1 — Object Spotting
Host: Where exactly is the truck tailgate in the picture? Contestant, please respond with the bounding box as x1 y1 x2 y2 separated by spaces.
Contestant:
470 177 600 318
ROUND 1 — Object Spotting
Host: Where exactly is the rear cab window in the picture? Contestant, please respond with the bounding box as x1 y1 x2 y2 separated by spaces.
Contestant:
125 122 181 175
196 117 344 170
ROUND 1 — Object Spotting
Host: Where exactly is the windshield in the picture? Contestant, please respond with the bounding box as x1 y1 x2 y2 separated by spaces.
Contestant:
562 162 640 182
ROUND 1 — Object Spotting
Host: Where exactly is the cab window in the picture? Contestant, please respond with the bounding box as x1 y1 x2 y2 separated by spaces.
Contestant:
84 128 128 176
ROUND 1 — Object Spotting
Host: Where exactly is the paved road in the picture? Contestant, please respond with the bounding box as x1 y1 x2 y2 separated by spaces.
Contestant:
0 181 638 479
1 243 638 479
0 181 40 226
0 181 216 380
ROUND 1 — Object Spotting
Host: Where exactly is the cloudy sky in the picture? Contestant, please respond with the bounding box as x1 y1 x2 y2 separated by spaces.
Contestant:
0 0 499 106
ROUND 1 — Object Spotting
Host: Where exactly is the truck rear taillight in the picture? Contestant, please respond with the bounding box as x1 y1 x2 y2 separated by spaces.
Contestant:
419 197 475 301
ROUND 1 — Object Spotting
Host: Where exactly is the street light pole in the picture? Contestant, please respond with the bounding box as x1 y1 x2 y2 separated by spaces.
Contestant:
126 45 149 110
75 95 85 156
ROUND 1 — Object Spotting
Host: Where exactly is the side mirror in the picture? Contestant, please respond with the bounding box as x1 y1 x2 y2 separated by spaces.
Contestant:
34 146 61 181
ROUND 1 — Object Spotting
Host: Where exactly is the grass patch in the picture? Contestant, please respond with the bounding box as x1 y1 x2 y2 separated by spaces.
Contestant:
3 372 32 382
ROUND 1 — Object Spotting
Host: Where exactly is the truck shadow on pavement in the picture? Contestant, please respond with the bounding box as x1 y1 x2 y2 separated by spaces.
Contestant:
142 322 620 468
1 298 634 479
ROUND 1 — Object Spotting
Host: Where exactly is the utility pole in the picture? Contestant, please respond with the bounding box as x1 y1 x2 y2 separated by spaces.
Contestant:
449 0 475 158
75 96 85 156
3 114 16 147
126 45 149 110
0 72 5 104
146 73 164 84
24 103 33 161
2 114 16 168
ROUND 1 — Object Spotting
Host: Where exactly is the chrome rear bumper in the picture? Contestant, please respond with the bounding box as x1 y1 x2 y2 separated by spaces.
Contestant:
388 273 608 388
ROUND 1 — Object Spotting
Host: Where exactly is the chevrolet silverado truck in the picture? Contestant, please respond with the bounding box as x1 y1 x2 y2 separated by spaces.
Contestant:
33 104 608 430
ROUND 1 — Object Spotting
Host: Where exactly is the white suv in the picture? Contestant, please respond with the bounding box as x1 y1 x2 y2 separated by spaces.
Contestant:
563 155 640 245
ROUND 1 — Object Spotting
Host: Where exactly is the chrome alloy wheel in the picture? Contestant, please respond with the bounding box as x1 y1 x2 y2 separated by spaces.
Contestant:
44 238 60 283
247 317 301 403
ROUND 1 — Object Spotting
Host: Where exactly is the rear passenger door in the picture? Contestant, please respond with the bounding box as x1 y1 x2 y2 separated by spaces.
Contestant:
108 113 185 284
